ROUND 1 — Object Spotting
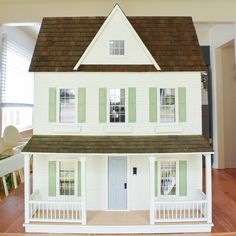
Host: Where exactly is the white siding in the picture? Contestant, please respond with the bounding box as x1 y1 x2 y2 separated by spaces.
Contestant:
32 154 202 210
33 72 202 136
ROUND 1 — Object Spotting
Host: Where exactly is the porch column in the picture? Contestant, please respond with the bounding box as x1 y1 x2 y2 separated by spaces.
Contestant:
205 154 212 223
24 154 31 224
149 156 155 224
81 156 86 225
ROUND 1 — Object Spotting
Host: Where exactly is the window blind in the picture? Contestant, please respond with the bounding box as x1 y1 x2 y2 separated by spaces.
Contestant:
1 35 33 105
0 35 34 132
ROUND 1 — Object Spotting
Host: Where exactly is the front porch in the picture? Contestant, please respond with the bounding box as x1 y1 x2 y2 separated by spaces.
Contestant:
28 189 209 224
22 135 213 233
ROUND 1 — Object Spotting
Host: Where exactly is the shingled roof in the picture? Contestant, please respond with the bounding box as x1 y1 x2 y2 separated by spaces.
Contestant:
22 135 213 154
29 16 206 72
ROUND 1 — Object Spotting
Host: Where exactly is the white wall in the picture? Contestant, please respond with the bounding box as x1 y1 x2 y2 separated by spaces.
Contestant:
33 72 202 136
209 23 236 168
2 0 236 24
33 154 202 211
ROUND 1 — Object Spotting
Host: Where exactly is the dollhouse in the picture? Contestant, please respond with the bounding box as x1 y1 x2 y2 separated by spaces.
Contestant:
22 5 213 234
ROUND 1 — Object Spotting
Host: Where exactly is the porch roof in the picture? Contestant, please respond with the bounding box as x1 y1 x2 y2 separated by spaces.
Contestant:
22 135 213 154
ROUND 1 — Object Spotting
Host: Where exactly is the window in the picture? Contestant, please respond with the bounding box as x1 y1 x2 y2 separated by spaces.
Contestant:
59 89 75 123
1 35 33 133
109 40 125 55
160 88 176 123
160 161 177 196
59 161 75 196
109 88 125 123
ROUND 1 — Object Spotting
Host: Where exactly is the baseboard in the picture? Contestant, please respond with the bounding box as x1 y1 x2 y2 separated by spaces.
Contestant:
24 223 213 234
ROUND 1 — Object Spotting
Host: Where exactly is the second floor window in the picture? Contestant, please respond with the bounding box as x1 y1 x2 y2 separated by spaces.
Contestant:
109 89 125 123
59 89 75 123
160 88 176 123
109 40 125 55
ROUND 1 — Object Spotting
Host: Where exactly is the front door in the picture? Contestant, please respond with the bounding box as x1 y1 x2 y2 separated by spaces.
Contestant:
108 156 127 210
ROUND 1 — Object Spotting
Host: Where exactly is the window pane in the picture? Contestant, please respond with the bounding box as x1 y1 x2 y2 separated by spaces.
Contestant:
160 88 175 123
59 161 75 196
160 161 176 196
109 88 125 123
109 40 125 55
59 89 75 123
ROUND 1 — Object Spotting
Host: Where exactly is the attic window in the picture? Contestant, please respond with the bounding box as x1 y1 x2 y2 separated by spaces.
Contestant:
109 40 125 55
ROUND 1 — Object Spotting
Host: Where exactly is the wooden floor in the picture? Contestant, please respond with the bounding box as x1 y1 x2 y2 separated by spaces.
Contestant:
0 168 236 235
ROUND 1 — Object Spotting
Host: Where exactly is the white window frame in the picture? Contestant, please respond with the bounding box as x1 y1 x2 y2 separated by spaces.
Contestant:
55 159 78 198
108 40 126 56
158 159 180 198
56 88 78 124
158 87 179 124
107 88 127 124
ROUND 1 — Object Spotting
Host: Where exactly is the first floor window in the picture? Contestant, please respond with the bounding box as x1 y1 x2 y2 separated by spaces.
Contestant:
160 161 177 196
59 89 75 123
59 161 75 196
160 88 176 123
109 88 125 123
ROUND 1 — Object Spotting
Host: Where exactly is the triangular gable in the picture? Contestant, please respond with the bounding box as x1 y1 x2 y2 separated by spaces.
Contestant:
73 5 161 71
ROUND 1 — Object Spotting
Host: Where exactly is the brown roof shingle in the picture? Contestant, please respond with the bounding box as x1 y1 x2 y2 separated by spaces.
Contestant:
29 16 206 72
22 135 213 154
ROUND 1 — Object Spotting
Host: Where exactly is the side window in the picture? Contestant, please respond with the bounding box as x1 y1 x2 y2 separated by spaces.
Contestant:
59 89 75 123
109 88 125 123
160 88 176 123
59 161 75 196
109 40 125 55
160 161 177 196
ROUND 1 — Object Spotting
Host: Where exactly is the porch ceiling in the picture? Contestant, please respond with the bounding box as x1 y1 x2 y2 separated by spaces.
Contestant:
22 135 213 154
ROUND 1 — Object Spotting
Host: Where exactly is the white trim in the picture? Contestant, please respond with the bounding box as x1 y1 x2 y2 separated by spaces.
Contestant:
73 5 161 71
205 154 212 224
149 156 155 224
24 222 213 234
24 154 31 224
22 152 214 156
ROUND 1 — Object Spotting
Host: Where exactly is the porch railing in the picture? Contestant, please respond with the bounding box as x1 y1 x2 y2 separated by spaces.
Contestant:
154 191 208 222
29 191 82 223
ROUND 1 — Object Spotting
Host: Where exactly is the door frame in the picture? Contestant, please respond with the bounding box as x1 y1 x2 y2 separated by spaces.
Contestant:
105 155 130 211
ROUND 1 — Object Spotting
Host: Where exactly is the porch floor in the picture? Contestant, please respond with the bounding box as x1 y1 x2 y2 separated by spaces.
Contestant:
87 211 149 225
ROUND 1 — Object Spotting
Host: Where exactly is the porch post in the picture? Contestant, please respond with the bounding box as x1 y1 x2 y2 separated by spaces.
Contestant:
205 154 212 224
81 156 86 225
149 156 155 224
24 154 31 224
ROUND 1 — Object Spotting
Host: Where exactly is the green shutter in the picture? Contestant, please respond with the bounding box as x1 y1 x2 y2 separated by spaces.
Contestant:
179 160 187 196
128 87 136 123
99 88 107 123
48 161 56 196
178 87 186 122
78 88 86 123
149 88 157 122
49 88 57 122
78 161 81 196
155 161 158 197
